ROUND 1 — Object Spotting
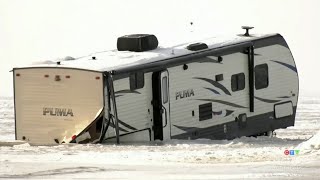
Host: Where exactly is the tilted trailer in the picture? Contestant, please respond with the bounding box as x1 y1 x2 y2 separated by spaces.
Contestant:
13 27 298 144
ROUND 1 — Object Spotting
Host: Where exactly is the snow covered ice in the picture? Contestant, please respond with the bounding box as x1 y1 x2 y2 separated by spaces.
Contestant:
0 96 320 179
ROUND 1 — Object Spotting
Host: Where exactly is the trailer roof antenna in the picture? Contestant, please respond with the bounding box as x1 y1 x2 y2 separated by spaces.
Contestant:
190 21 194 32
242 26 254 36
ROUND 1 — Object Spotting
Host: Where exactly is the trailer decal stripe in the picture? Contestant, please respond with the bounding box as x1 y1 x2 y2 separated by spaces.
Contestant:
212 110 234 116
109 122 129 132
225 110 234 117
197 99 247 108
277 96 291 98
254 96 281 103
270 60 297 73
118 119 137 130
115 89 141 94
204 87 220 95
194 77 231 95
212 111 223 115
173 125 197 132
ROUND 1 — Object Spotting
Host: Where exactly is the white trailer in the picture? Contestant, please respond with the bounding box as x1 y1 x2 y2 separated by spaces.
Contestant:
13 28 299 144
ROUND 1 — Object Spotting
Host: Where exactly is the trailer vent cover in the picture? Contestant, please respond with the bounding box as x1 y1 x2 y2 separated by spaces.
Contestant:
117 34 158 52
187 43 208 51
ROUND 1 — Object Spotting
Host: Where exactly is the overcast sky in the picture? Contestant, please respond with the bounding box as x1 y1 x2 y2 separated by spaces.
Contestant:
1 0 319 97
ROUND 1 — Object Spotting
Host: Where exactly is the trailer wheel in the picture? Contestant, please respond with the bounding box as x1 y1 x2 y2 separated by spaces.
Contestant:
266 131 276 137
251 131 276 138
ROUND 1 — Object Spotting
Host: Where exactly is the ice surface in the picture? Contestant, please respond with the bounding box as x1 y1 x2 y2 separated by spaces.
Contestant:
296 130 320 152
0 97 319 179
0 97 14 141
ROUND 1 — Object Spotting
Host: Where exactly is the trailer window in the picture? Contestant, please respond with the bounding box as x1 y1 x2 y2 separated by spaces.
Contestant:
255 64 269 90
130 72 144 90
231 73 245 92
199 103 212 121
162 76 168 104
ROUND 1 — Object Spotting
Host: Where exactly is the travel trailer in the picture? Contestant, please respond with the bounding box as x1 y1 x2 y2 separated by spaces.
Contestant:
13 27 299 144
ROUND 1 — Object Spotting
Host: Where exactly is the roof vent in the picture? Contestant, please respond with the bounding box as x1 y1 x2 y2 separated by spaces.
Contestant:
117 34 158 52
187 43 208 51
242 26 254 36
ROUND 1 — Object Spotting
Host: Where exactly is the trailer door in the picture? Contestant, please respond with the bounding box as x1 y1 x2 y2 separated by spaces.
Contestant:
160 71 171 141
152 70 171 141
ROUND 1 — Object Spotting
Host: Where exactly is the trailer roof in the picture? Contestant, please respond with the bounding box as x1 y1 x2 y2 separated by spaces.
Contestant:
15 33 280 73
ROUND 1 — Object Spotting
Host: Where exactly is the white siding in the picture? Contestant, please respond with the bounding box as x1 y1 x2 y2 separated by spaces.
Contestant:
105 73 153 141
168 53 249 137
104 44 298 140
167 44 298 137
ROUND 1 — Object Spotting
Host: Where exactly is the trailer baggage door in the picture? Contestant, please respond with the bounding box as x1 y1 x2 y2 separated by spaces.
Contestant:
160 71 171 141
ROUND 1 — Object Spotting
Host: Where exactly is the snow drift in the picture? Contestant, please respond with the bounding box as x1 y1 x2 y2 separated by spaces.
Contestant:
296 130 320 152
